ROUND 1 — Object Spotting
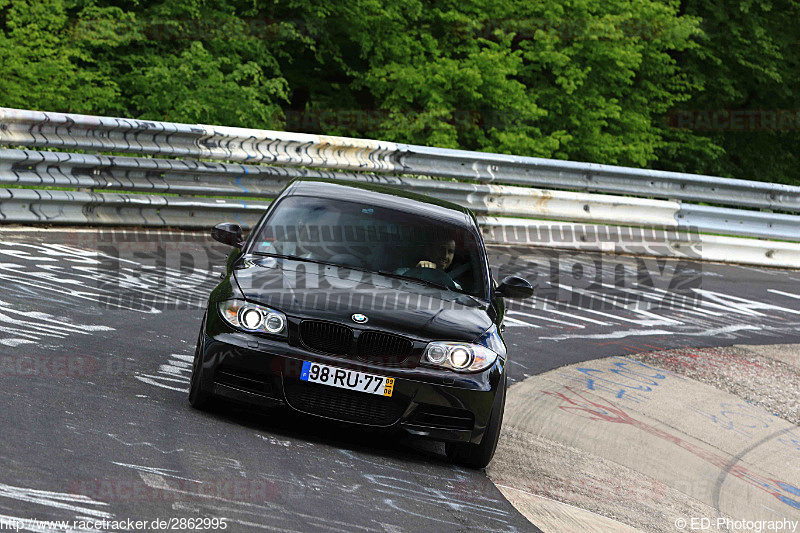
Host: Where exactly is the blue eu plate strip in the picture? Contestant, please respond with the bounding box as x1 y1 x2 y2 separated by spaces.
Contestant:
300 361 311 381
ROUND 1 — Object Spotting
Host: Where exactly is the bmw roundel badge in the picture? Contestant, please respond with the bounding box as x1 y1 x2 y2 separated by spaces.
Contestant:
351 313 368 324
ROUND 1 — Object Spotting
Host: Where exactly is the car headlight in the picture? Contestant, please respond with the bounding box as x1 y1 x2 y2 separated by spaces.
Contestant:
423 342 499 372
218 299 287 337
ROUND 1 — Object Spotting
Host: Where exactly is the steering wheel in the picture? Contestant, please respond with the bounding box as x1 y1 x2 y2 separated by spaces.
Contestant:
402 267 458 290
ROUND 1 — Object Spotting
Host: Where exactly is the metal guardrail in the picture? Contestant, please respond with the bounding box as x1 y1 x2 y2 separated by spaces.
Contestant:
3 147 800 241
3 108 800 212
399 147 800 212
0 148 679 227
480 217 800 269
0 187 270 228
1 108 799 268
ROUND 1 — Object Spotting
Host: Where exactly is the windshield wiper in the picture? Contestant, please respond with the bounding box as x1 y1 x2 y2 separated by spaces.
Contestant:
249 252 383 276
376 270 455 292
249 252 305 261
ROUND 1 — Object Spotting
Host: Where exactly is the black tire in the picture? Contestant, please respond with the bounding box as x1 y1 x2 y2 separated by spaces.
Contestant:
445 375 506 469
188 319 214 410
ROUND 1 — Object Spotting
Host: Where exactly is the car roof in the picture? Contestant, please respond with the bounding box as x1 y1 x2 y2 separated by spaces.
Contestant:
283 178 475 228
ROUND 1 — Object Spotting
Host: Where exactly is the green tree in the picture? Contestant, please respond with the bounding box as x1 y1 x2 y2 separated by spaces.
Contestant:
659 0 800 185
0 0 120 113
74 0 293 127
4 0 797 186
277 0 702 168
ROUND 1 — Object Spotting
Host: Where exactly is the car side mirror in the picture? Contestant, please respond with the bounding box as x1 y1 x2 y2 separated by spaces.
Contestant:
212 223 244 248
496 276 534 299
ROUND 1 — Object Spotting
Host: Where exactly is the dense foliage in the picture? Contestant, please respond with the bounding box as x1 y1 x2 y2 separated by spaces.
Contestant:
1 0 797 184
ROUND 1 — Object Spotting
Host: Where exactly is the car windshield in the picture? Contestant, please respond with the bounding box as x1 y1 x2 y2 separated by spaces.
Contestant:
250 195 488 298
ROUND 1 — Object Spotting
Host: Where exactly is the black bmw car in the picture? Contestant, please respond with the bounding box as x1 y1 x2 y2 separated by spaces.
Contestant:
189 178 533 468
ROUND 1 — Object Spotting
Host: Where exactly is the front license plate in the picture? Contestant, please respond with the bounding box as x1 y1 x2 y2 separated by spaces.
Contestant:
300 361 394 397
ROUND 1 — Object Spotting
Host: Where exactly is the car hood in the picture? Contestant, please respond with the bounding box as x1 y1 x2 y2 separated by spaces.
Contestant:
233 256 493 342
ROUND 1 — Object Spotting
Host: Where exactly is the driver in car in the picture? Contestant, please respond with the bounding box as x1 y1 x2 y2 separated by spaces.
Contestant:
415 238 455 271
396 238 463 290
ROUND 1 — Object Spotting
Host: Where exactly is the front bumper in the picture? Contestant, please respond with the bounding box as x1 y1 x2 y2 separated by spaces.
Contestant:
196 312 504 445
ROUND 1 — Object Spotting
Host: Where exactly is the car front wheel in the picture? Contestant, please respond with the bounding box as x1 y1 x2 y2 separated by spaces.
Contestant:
188 318 214 410
445 375 506 469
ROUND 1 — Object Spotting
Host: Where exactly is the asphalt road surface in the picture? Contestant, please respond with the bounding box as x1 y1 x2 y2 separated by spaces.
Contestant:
1 228 799 532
